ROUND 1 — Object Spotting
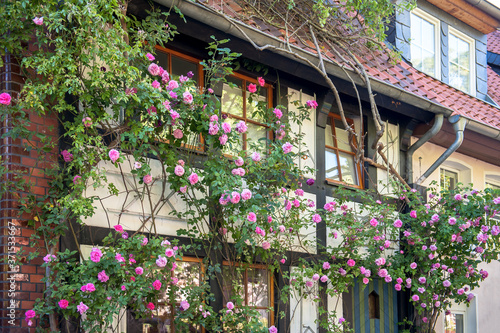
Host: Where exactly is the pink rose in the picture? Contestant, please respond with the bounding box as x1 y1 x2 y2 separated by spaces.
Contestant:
410 210 417 218
393 219 403 228
306 100 318 108
152 80 161 89
180 300 190 311
226 302 234 310
222 122 231 133
251 152 261 162
147 302 155 310
109 149 120 163
180 186 187 193
219 134 228 145
0 92 12 105
247 212 257 222
33 17 44 25
257 77 265 87
312 273 320 281
98 270 109 282
58 299 69 309
235 121 248 133
146 53 155 61
82 117 92 127
230 191 241 204
135 267 144 275
114 225 124 233
273 108 282 119
61 150 73 162
90 248 103 263
143 174 153 184
235 157 244 166
312 214 322 223
153 280 162 290
241 189 252 200
148 63 161 76
347 259 356 267
262 241 271 250
174 165 185 176
168 80 179 90
188 172 199 185
183 91 193 104
77 302 88 315
173 129 183 139
165 248 175 257
282 142 293 154
370 218 378 227
248 83 257 93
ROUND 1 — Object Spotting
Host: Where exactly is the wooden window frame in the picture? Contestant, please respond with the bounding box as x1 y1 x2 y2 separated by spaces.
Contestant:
221 72 273 151
153 46 206 152
151 256 206 333
222 261 274 327
325 113 363 189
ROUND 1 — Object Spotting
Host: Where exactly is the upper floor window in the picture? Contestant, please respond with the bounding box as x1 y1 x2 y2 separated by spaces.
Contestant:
221 73 272 152
325 113 362 188
448 28 475 94
410 9 440 78
445 312 464 333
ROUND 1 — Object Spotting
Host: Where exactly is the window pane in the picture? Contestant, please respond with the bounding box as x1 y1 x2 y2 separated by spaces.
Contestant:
247 268 269 307
222 266 245 304
256 309 269 328
449 34 471 92
334 119 352 152
326 148 340 181
445 313 464 333
440 169 458 190
156 51 169 70
246 123 267 152
410 13 436 76
325 122 335 147
171 55 199 83
338 151 359 185
222 77 244 117
247 87 267 123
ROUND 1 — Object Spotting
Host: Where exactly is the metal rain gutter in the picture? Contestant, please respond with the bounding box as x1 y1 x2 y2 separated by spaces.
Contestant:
415 115 467 186
464 0 500 22
406 114 444 184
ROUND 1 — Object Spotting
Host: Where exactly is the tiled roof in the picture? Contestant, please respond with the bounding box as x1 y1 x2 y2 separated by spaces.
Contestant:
488 66 500 105
488 30 500 54
201 0 500 130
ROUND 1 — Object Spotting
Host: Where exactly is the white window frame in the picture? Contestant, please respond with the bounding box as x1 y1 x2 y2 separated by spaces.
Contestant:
410 8 441 79
485 173 500 190
448 27 476 96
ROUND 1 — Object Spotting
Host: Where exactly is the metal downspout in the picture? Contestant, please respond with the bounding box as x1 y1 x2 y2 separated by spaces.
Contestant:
406 114 444 184
415 115 467 186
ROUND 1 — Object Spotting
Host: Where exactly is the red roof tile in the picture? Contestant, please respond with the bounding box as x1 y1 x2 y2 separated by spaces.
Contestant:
200 1 500 130
488 30 500 54
488 66 500 105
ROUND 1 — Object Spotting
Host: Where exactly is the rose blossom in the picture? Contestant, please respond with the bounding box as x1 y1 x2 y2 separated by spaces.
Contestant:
188 172 199 185
82 117 92 127
282 142 293 154
248 83 257 93
77 302 88 315
347 259 356 267
135 267 144 275
0 92 12 105
98 270 109 282
143 174 153 184
90 248 103 263
183 91 193 104
109 149 120 163
153 280 162 290
58 299 69 309
312 214 322 223
241 189 252 200
262 241 271 250
174 165 185 176
33 17 44 25
306 100 318 108
251 152 261 162
235 121 248 133
61 150 73 162
393 219 403 228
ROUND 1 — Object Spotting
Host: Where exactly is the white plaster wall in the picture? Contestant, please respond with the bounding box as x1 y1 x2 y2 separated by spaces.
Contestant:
377 122 400 196
288 88 316 179
83 157 201 237
289 267 319 333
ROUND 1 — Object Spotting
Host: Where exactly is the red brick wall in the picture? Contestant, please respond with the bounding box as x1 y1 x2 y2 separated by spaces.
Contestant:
1 53 59 332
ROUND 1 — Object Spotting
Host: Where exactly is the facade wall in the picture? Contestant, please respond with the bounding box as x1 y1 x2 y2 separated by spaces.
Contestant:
1 55 59 331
